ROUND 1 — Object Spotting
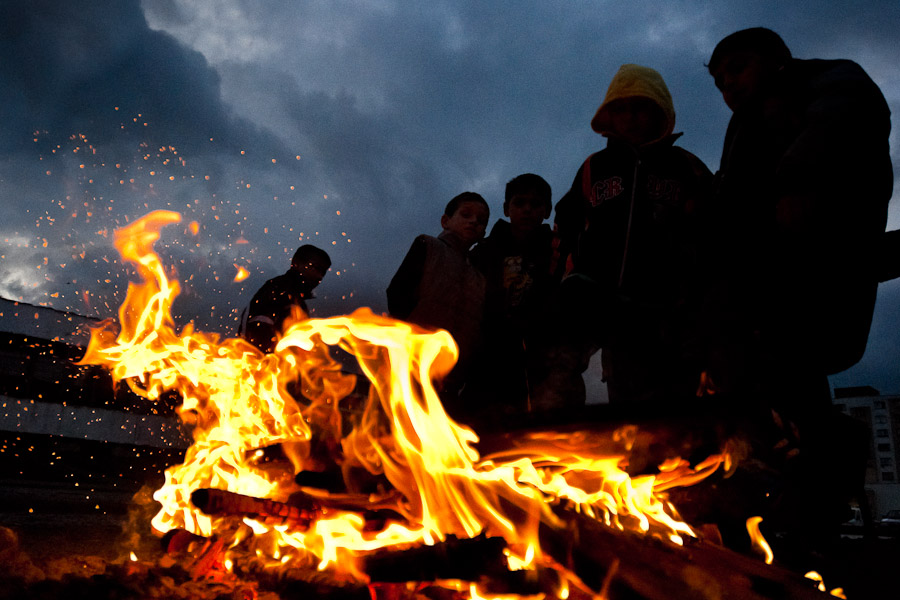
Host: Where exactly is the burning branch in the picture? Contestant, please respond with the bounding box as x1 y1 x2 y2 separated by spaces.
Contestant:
191 488 318 531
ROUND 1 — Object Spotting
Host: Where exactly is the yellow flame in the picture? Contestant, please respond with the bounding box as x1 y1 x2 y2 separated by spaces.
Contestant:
805 571 847 598
80 211 731 582
805 571 827 592
746 516 773 565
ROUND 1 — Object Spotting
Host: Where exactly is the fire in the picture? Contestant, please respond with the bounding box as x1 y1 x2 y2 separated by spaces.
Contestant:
746 516 773 565
80 211 730 587
805 571 847 598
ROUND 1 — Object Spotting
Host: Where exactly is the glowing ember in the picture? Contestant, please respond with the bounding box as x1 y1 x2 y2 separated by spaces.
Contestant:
79 211 730 587
233 265 250 282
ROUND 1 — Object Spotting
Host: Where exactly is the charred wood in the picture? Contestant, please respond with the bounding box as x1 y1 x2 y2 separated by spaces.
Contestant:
360 533 506 583
191 488 318 530
537 505 827 600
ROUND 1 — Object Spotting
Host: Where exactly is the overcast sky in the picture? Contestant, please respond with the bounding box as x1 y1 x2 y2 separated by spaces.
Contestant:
1 0 898 396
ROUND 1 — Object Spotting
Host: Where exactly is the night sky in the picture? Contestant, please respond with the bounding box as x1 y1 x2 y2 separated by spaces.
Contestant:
1 0 898 398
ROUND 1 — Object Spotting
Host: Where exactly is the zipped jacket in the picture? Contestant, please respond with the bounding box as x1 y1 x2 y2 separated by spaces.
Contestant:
555 136 712 309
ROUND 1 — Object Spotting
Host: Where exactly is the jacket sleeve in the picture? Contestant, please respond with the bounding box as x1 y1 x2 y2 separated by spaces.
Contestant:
553 159 590 277
386 235 428 319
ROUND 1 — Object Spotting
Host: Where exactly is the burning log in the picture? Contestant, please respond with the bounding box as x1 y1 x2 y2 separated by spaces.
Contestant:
192 487 411 536
361 533 565 596
191 488 318 530
360 533 506 582
536 504 827 600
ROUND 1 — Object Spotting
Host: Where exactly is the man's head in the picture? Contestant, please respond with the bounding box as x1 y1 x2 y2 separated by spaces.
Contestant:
708 28 792 112
442 192 490 247
504 173 551 235
290 244 331 288
591 64 675 147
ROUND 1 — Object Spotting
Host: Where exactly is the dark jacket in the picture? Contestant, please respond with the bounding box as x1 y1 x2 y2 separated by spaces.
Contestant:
242 269 316 353
464 220 556 414
556 136 712 310
708 58 892 379
470 219 555 333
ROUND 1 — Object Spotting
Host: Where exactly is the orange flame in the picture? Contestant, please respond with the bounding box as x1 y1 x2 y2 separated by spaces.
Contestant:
80 211 730 584
805 571 847 598
746 516 773 564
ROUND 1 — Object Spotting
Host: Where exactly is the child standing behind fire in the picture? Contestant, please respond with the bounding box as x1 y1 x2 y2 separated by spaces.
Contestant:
464 173 558 423
532 63 712 410
386 192 490 420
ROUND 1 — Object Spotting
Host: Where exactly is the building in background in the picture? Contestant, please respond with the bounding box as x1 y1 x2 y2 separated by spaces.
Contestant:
1 297 189 488
833 385 900 519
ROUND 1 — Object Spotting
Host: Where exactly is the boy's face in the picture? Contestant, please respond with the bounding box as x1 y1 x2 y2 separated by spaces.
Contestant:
710 51 772 112
505 191 548 234
606 96 664 146
441 200 489 246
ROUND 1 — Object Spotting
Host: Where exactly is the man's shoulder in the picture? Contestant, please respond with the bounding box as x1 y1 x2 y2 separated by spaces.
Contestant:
792 58 883 96
794 57 867 78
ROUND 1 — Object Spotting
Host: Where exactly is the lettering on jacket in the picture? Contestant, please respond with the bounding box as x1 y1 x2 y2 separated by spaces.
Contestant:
589 176 624 206
589 175 682 208
647 175 681 206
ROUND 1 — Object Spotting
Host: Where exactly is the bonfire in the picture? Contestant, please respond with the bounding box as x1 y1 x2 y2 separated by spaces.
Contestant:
40 210 840 600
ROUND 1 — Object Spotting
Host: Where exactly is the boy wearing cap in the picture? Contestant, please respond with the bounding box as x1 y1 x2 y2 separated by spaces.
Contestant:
538 64 712 408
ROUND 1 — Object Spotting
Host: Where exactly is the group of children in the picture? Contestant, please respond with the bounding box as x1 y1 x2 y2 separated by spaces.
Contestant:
387 176 560 425
386 62 712 426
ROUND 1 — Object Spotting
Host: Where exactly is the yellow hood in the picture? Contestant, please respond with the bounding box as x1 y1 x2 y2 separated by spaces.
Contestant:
590 63 676 145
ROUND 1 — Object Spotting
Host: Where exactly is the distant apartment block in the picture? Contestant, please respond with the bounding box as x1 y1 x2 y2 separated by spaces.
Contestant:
833 385 900 517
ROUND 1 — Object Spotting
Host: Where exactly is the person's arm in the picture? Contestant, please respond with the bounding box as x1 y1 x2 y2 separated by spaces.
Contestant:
387 236 428 319
552 159 590 279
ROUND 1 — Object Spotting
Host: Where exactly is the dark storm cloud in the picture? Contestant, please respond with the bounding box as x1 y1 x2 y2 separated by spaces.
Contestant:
0 0 283 157
0 0 332 333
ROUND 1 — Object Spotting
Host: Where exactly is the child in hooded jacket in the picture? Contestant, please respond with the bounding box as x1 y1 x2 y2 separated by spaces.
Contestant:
536 63 712 408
